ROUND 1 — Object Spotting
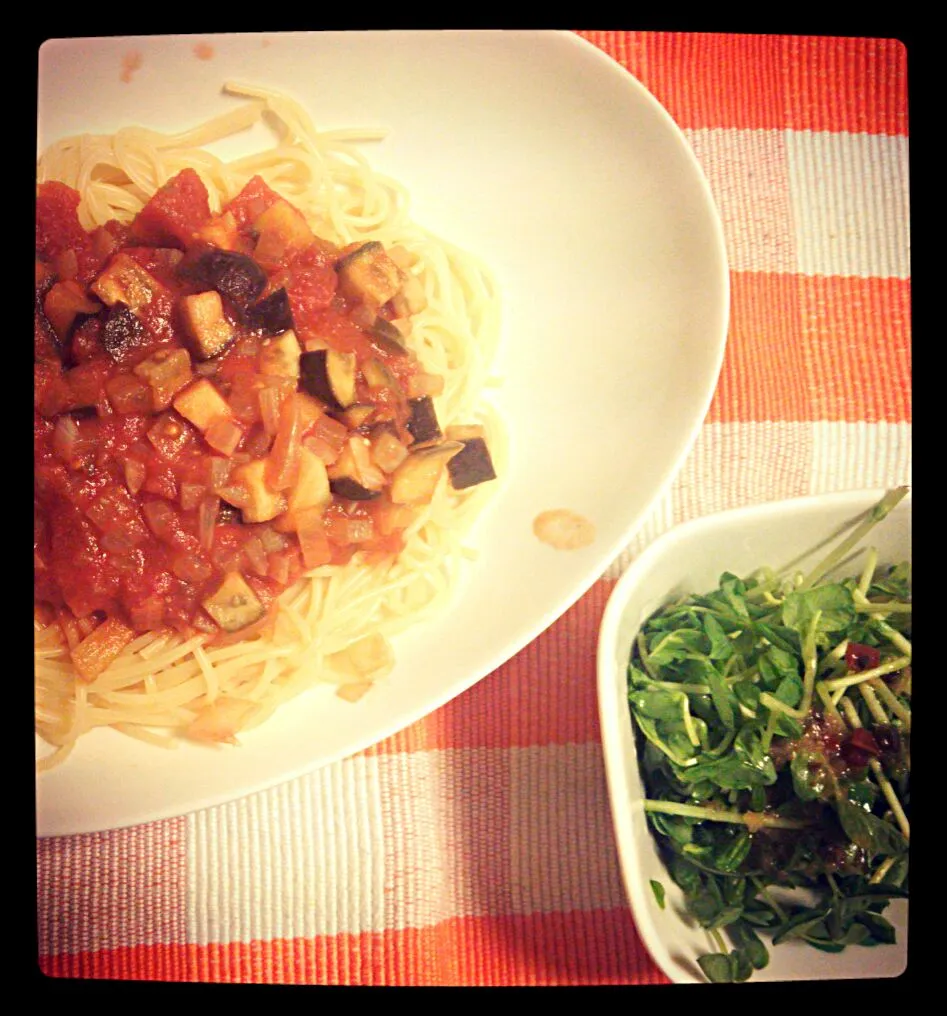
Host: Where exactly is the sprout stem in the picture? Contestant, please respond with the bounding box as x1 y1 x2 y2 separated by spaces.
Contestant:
839 698 910 840
869 678 911 730
822 656 910 693
857 547 879 597
817 682 843 724
858 683 890 727
870 856 898 885
643 799 811 830
798 487 909 591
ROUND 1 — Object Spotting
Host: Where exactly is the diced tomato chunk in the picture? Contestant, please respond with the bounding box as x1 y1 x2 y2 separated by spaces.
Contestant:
36 182 88 262
35 182 105 284
130 168 212 249
285 246 338 328
224 175 284 232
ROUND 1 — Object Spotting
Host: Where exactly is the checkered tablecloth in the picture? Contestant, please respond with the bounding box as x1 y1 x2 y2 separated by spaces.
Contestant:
36 31 911 985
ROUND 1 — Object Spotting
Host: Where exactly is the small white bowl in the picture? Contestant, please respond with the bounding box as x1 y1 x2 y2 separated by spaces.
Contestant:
597 489 911 983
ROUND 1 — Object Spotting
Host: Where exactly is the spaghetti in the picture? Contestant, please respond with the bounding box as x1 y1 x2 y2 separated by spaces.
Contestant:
35 83 503 769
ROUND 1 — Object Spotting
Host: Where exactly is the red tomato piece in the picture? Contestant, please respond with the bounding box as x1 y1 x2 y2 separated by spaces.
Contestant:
224 175 284 232
130 168 212 249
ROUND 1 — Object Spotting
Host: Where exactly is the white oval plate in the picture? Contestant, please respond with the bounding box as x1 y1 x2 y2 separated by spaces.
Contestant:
598 490 911 982
36 30 729 836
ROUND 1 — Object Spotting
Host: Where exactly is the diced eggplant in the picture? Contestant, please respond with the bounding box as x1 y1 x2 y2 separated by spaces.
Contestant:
406 396 442 447
252 200 315 265
389 273 428 318
369 427 409 474
105 373 154 414
328 436 385 501
300 349 357 411
194 211 240 250
446 436 496 490
34 295 62 363
330 476 383 501
172 378 234 432
335 242 404 307
367 315 409 357
180 290 236 360
177 247 267 312
287 448 331 513
133 348 193 410
91 253 164 310
389 441 463 505
339 404 375 430
201 571 265 633
247 287 294 335
362 357 405 395
258 329 302 379
42 281 102 345
101 302 151 362
230 459 287 522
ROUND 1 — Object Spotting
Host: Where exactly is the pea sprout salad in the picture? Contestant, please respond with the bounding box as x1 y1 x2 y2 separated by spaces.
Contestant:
628 488 910 983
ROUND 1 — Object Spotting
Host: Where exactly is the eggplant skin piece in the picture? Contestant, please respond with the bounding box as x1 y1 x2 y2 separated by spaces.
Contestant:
389 441 463 504
299 349 357 411
101 302 151 362
329 476 383 501
367 316 409 357
247 287 294 335
201 571 265 633
446 437 497 490
34 297 63 364
406 396 442 447
178 248 267 312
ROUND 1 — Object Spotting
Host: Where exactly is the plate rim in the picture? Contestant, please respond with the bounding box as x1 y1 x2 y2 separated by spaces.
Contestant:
36 29 731 835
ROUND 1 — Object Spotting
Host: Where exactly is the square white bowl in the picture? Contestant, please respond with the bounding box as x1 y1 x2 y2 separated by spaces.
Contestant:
597 489 911 983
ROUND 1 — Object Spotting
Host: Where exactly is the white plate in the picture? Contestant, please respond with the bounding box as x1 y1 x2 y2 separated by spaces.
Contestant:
597 490 911 982
36 30 729 836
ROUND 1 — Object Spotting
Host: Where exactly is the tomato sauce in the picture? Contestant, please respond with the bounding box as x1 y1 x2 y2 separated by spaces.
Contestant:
34 171 432 640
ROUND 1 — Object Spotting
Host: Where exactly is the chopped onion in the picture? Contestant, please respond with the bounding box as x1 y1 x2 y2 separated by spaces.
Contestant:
242 535 269 576
185 696 257 745
217 484 251 510
51 415 80 463
55 248 79 281
197 495 220 550
180 482 206 511
207 456 232 491
243 425 274 459
302 435 340 466
370 431 409 474
258 526 289 553
265 394 302 491
99 529 136 555
123 457 147 496
350 303 376 329
326 513 374 546
129 595 165 631
267 550 292 585
347 632 395 676
336 681 373 703
205 417 243 456
311 413 348 452
258 384 285 437
387 245 419 270
407 373 445 399
142 500 179 543
171 552 214 584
